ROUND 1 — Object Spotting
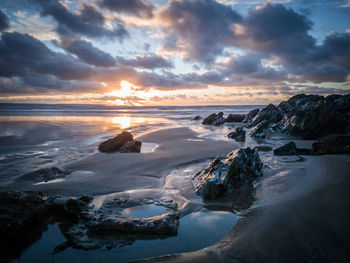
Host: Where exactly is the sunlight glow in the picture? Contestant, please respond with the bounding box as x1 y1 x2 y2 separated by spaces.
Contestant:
112 116 131 129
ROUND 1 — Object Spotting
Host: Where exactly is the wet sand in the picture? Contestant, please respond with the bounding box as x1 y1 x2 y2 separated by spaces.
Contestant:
138 154 350 263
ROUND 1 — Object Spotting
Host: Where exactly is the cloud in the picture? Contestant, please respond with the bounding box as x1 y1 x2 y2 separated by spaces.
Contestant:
159 0 242 64
0 10 10 31
99 0 155 18
116 54 173 69
55 38 116 67
33 0 128 40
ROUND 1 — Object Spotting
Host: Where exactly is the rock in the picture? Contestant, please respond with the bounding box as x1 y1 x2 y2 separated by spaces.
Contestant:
98 131 133 153
193 148 263 200
277 94 350 139
226 114 245 123
0 191 49 237
227 127 246 142
202 113 226 126
48 195 91 219
218 112 224 117
243 108 260 123
249 120 271 138
254 145 273 152
119 140 142 153
191 115 201 121
248 104 282 128
274 142 298 156
16 167 70 183
312 135 350 155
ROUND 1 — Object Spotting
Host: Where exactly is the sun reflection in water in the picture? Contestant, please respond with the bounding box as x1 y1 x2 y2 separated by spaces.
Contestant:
112 116 131 129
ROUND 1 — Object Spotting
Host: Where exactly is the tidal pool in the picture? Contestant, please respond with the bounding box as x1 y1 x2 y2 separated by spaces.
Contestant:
13 209 237 263
122 204 167 218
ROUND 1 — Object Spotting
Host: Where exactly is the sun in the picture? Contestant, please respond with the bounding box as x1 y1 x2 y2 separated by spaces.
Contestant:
109 80 134 97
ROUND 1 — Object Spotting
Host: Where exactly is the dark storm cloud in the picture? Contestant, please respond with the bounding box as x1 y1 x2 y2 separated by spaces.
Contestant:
0 32 94 80
55 38 116 67
159 0 242 64
33 0 128 39
99 0 155 18
0 10 10 31
116 55 173 69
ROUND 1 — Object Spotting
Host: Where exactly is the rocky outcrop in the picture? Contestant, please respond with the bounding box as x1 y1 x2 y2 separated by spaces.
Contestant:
226 114 245 123
119 140 142 153
312 135 350 155
247 94 350 140
98 131 138 153
243 108 260 123
202 113 226 126
227 127 246 142
193 148 263 200
16 167 71 183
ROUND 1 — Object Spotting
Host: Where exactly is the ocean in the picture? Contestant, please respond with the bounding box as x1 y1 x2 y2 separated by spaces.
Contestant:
0 103 262 184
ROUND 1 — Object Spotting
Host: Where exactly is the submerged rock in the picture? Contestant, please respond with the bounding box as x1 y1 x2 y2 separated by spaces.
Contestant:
243 108 260 123
227 127 246 142
202 113 226 126
191 115 201 121
254 145 273 152
226 114 245 123
98 131 133 153
193 148 263 200
16 167 70 183
119 140 142 153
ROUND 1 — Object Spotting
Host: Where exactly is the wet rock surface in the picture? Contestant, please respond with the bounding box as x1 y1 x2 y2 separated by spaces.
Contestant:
274 142 298 156
193 148 263 200
227 127 246 142
312 135 350 155
202 113 226 126
98 131 134 153
119 140 142 153
225 114 245 123
243 108 260 123
16 167 71 183
191 115 201 121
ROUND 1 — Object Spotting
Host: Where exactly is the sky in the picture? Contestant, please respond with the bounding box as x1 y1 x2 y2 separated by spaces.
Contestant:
0 0 349 106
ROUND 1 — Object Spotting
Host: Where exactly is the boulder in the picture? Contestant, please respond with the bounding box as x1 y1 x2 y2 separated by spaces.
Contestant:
312 135 350 155
226 114 245 123
202 113 226 126
193 148 263 200
254 145 273 152
243 108 260 123
227 127 246 142
248 104 281 128
191 115 201 121
16 167 70 183
274 142 298 156
119 140 142 153
98 131 133 153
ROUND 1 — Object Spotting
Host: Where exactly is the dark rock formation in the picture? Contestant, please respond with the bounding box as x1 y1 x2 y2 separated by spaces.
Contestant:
98 131 133 153
254 145 273 152
202 113 226 126
119 140 142 153
243 108 260 123
0 191 49 238
245 94 350 140
226 114 245 123
312 135 350 155
191 115 201 121
16 167 70 183
274 142 298 156
193 148 263 200
227 127 246 142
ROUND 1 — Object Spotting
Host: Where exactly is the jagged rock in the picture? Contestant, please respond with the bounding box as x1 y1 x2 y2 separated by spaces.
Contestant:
218 112 224 117
16 167 70 183
48 195 91 219
193 148 263 200
227 127 246 142
312 135 350 155
119 140 142 153
274 142 298 156
249 120 271 138
243 108 260 123
191 115 201 121
226 114 245 123
202 113 226 126
98 131 133 153
248 104 282 128
0 191 49 237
